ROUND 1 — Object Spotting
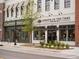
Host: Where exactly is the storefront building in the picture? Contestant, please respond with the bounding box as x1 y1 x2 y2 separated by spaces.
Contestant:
32 0 75 45
3 0 79 45
4 0 29 43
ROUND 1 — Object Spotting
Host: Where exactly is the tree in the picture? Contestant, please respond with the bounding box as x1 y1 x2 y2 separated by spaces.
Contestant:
23 0 38 43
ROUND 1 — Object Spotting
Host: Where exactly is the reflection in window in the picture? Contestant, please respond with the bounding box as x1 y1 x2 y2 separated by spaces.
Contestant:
37 0 42 12
64 0 70 8
34 30 45 40
45 0 50 11
54 0 60 10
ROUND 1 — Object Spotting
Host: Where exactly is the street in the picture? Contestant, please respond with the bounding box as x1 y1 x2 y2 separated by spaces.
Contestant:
0 49 66 59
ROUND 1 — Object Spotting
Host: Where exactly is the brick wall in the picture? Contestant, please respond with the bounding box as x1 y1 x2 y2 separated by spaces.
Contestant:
75 0 79 46
0 3 4 41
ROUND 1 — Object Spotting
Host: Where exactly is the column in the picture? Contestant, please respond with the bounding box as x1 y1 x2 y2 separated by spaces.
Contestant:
32 31 34 43
66 29 68 41
45 26 47 43
56 25 59 41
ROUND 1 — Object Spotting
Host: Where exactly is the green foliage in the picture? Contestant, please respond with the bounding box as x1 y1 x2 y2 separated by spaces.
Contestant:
40 40 70 49
48 41 52 48
40 42 44 48
65 44 70 49
56 41 61 49
23 0 39 32
61 43 65 49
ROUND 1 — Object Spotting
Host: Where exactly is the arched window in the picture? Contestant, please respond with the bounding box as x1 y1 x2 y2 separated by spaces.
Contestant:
11 6 14 17
16 5 19 17
6 7 9 17
21 2 24 15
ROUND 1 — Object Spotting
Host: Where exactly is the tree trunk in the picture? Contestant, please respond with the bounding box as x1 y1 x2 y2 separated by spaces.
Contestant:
28 32 32 43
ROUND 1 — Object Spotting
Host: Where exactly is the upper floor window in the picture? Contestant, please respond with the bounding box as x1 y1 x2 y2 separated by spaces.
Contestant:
45 0 50 11
37 0 41 12
11 7 14 17
6 8 9 17
16 6 19 17
64 0 70 8
54 0 60 10
21 2 24 15
21 5 24 15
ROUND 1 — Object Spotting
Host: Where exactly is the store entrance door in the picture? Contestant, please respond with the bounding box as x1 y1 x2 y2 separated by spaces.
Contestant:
47 30 56 42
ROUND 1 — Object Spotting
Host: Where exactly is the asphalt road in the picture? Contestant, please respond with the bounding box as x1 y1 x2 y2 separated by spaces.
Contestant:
0 49 66 59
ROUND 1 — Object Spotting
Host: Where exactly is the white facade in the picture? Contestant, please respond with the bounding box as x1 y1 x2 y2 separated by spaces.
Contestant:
32 0 75 44
5 0 28 21
4 0 75 45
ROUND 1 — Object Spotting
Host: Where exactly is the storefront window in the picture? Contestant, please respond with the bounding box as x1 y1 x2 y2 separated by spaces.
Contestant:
34 30 45 40
59 25 75 41
59 30 66 41
4 26 29 43
47 26 57 42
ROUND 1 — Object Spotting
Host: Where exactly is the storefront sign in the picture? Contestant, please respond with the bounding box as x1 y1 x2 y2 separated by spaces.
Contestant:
41 17 70 23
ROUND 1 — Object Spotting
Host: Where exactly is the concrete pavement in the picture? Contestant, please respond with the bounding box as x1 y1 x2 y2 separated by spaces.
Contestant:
0 42 79 59
0 49 65 59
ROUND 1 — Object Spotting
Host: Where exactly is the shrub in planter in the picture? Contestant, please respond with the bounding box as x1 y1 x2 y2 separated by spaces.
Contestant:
53 41 59 49
45 43 49 48
43 43 48 48
65 44 70 49
43 44 45 48
48 41 52 48
40 42 44 47
53 41 58 48
56 41 62 49
51 40 55 45
61 43 65 49
51 45 54 48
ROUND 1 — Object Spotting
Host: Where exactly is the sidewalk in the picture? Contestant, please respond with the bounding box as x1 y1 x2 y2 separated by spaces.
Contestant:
0 42 79 59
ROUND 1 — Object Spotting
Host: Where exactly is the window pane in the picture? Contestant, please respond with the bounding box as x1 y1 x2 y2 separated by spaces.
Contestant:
54 0 60 10
64 0 70 8
11 8 14 17
45 0 50 11
37 0 41 12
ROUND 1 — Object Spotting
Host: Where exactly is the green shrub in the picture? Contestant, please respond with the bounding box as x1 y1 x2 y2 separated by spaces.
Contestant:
51 40 55 44
40 40 70 50
40 42 44 47
42 43 48 48
61 43 65 49
65 44 70 49
57 41 62 49
48 41 52 48
53 42 56 48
